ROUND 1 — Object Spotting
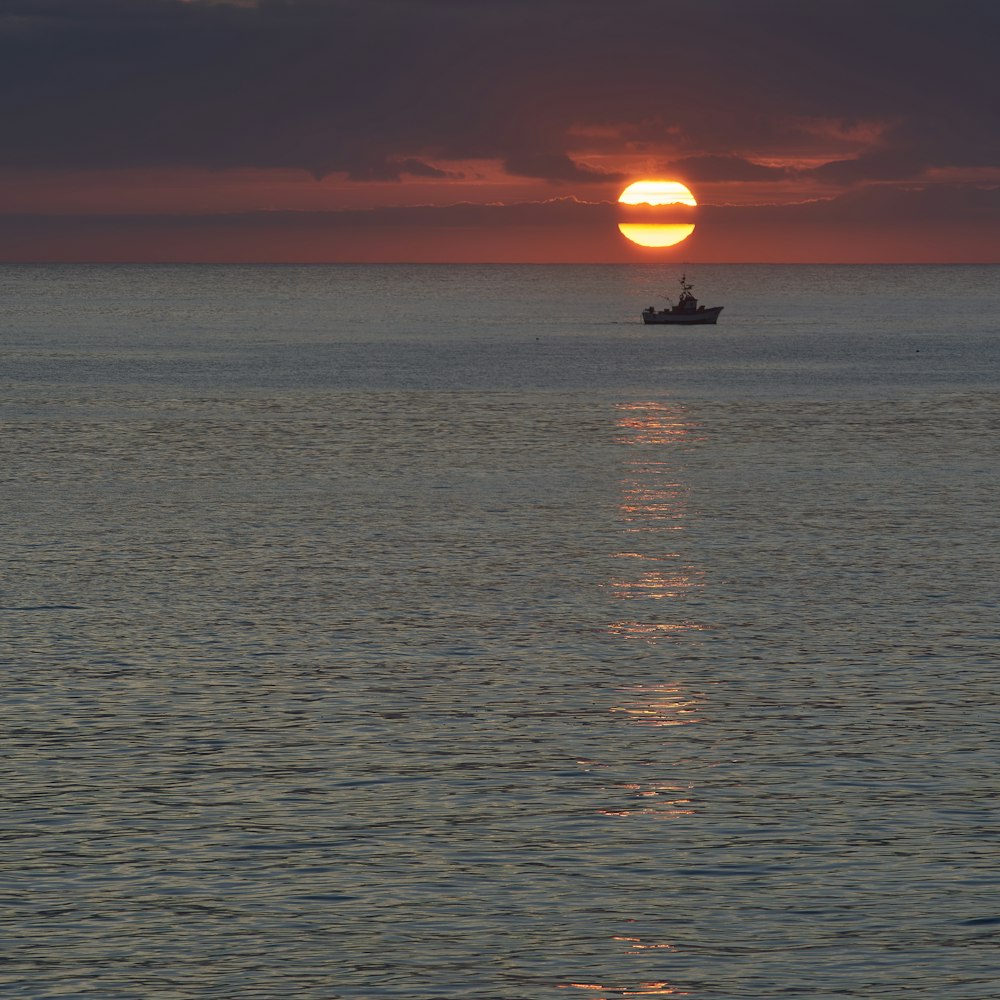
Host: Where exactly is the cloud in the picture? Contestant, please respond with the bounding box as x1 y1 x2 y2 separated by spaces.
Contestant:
396 158 461 180
699 183 1000 228
660 156 792 183
0 197 611 239
7 184 997 236
4 185 998 261
343 156 462 181
503 153 626 184
0 0 997 191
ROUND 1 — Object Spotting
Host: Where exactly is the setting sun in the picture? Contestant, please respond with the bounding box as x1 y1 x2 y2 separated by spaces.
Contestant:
618 181 697 207
618 180 697 247
616 223 696 248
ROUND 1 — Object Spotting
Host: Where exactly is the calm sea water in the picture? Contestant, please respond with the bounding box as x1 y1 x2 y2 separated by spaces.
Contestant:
3 264 998 999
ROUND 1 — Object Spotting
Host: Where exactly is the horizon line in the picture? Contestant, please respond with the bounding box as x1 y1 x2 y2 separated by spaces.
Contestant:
2 259 999 267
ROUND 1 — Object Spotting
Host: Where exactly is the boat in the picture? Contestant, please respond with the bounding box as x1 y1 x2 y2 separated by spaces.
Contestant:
641 275 723 325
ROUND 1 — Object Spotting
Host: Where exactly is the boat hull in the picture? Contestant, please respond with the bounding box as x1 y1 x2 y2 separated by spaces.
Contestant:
641 306 723 325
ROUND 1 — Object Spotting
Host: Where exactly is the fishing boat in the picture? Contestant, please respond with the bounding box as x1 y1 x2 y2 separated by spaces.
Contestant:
641 275 723 325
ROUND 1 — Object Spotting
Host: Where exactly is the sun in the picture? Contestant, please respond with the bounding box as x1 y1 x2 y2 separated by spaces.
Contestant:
618 180 697 207
616 223 696 248
617 180 697 248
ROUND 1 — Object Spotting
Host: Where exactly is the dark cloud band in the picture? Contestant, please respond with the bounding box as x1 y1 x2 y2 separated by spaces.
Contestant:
1 0 998 187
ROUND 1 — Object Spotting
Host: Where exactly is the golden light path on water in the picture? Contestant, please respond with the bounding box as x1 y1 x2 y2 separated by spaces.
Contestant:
558 984 686 996
608 401 705 809
561 401 706 998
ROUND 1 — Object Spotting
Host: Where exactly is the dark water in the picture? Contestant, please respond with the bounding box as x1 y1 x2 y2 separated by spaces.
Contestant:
3 264 999 999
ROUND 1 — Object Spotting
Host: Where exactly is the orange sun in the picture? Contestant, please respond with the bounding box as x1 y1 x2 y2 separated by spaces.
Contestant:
618 180 697 248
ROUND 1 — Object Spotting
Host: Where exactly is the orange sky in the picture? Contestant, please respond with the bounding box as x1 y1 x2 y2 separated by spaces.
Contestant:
3 164 996 264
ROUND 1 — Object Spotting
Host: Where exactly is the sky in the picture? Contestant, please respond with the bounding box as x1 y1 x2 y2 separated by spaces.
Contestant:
2 0 999 262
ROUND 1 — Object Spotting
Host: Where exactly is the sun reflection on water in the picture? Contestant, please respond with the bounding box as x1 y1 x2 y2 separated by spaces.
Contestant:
612 936 678 953
607 401 705 641
558 981 687 996
611 683 703 727
602 680 701 818
614 402 699 446
610 569 703 600
579 399 705 997
607 621 705 640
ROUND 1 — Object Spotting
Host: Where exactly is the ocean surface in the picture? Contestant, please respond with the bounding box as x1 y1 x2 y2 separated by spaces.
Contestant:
3 263 998 1000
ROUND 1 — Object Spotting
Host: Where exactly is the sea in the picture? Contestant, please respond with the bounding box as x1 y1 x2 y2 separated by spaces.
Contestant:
3 263 998 1000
